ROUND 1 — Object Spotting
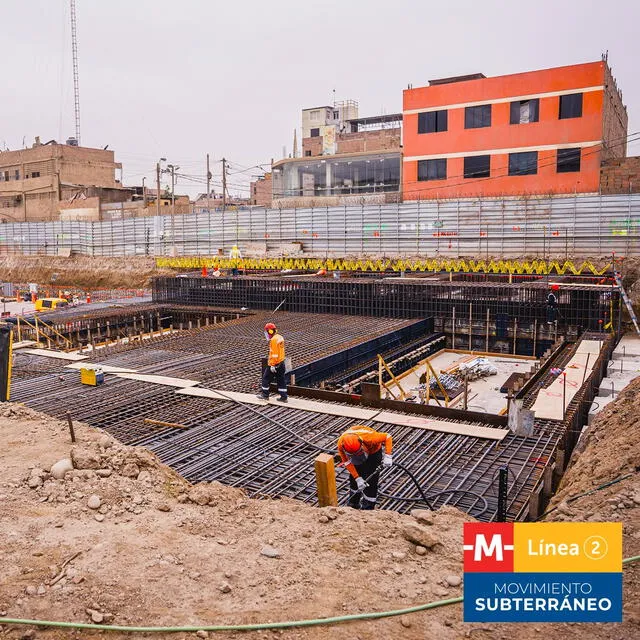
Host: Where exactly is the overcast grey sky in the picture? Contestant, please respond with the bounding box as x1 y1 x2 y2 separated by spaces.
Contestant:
2 0 639 197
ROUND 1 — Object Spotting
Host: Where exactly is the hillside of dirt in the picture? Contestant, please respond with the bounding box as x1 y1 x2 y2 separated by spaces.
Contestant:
0 256 173 289
0 377 638 639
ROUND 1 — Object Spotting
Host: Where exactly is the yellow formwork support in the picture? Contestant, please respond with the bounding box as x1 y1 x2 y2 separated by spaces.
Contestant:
155 256 611 277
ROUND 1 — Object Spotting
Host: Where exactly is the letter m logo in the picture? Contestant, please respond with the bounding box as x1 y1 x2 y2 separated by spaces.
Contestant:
463 523 514 572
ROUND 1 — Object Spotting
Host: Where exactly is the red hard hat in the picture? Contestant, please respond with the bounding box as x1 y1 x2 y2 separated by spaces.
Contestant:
551 284 560 291
264 322 277 335
342 433 362 454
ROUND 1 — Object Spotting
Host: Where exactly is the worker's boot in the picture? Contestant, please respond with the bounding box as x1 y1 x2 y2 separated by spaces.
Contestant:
276 395 288 403
360 497 376 511
256 392 269 401
347 492 361 510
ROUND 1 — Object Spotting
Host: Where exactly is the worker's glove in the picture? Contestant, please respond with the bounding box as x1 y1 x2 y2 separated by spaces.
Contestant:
270 365 277 373
383 454 393 468
355 477 367 492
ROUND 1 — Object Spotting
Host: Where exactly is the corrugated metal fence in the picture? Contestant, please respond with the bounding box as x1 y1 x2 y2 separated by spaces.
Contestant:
1 193 638 258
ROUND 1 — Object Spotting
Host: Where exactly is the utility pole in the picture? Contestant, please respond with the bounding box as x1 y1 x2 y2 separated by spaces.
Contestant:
142 176 146 208
206 153 211 212
222 157 227 211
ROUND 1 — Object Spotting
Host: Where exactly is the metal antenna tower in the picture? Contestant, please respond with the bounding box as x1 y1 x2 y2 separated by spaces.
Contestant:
70 0 81 145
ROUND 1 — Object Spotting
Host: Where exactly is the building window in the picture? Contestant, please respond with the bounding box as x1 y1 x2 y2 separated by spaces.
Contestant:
508 151 538 175
310 110 320 121
557 148 581 173
465 105 491 129
14 170 20 180
305 150 312 157
510 99 539 124
3 172 8 181
418 110 448 134
417 159 447 181
463 155 490 178
310 128 320 137
333 110 339 119
31 171 40 178
559 93 583 119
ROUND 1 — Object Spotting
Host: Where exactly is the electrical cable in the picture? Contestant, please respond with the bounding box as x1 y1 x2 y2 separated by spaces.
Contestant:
2 557 638 632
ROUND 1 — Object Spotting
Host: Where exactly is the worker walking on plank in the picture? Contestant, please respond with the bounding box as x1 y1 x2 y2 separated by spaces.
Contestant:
337 425 392 510
258 322 288 402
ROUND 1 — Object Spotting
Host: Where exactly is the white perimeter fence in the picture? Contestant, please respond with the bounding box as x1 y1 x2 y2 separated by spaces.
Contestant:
1 193 639 258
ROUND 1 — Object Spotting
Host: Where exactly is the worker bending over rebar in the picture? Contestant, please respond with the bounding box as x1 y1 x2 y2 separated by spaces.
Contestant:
337 425 392 510
258 322 288 403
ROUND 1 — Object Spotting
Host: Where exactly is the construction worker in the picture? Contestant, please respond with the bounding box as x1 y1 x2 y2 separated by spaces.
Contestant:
229 245 242 276
337 425 392 510
546 284 559 324
258 322 287 402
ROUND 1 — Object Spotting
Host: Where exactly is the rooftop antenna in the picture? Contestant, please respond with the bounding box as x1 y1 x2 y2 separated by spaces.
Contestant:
332 88 336 107
70 0 81 145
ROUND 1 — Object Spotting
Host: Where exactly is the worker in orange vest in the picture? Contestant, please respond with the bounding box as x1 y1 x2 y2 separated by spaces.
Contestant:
337 425 393 510
257 322 287 402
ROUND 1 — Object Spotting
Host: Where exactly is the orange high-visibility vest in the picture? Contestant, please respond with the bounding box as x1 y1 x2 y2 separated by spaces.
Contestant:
337 425 392 479
268 334 285 366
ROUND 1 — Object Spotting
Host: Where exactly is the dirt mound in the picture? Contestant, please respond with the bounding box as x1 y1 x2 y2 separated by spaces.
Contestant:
0 406 472 640
0 256 173 289
1 392 639 640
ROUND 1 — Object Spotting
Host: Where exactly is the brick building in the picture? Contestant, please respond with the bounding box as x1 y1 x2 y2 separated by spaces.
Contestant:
249 173 272 207
402 59 628 200
0 138 130 221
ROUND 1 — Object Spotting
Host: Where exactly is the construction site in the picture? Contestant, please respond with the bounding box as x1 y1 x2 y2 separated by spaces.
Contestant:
1 1 640 637
0 252 637 638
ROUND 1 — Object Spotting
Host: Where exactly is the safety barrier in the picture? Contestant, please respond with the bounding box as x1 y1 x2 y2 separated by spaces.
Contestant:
157 256 612 276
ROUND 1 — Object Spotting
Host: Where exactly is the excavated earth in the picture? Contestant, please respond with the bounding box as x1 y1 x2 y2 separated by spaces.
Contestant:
0 378 638 639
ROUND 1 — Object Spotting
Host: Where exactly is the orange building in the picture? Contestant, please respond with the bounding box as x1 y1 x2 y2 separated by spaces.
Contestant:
402 60 627 200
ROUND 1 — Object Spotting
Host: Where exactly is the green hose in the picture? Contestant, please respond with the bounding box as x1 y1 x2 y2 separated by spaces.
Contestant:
0 597 463 633
1 556 639 633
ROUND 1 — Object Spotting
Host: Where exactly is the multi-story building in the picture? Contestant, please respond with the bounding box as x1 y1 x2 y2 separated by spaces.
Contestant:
273 101 403 208
0 138 130 221
402 59 627 200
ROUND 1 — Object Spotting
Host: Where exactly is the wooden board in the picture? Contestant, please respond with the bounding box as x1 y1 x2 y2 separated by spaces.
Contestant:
114 373 201 388
19 348 88 361
371 411 507 440
530 348 598 420
12 340 38 350
176 387 380 420
65 363 139 374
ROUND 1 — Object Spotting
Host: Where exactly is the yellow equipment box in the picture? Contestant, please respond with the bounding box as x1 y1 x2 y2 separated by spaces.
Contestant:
80 367 104 386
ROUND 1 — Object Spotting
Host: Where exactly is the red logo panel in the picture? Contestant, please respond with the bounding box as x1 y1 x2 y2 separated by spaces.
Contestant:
463 523 514 573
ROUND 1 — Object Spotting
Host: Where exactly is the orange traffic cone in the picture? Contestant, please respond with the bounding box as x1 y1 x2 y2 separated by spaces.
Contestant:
86 293 91 304
202 265 208 277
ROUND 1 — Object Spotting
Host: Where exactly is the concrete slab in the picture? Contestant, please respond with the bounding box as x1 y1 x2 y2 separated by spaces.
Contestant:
18 348 88 362
612 334 640 358
587 395 617 425
598 371 640 397
530 342 599 420
386 350 536 415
